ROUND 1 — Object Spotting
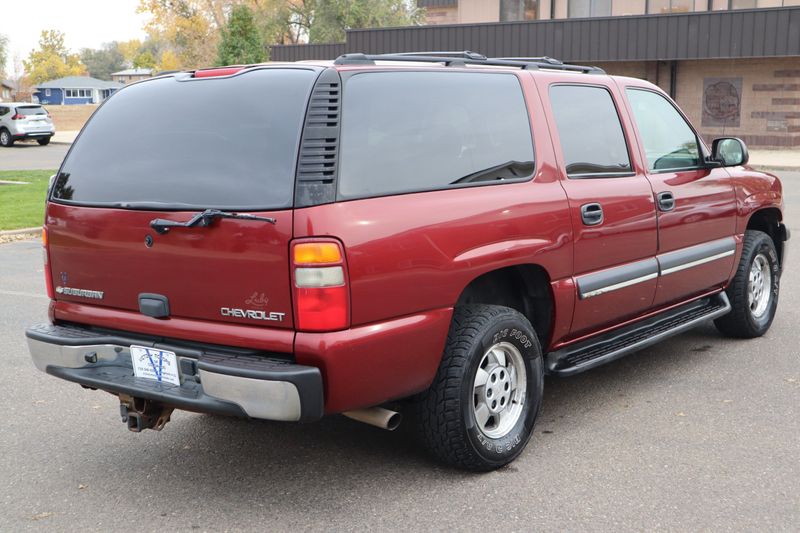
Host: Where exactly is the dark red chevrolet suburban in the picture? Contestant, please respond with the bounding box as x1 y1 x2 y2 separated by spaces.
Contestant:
26 52 789 471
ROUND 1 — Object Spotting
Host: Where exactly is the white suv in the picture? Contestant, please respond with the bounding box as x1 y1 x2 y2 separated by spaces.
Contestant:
0 103 55 146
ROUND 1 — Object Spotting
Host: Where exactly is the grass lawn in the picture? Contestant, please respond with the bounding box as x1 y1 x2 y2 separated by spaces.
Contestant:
0 170 55 230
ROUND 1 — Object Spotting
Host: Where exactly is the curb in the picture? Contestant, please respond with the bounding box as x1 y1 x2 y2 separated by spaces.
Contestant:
0 227 42 236
751 165 800 172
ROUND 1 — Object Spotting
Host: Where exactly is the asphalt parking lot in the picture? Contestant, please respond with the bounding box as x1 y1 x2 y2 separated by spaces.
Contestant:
1 173 798 532
0 142 70 171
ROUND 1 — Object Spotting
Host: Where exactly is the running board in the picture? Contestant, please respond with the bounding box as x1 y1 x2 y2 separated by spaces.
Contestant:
546 292 731 377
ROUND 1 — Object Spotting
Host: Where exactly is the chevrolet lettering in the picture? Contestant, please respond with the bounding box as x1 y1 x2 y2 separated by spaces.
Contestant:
220 307 286 321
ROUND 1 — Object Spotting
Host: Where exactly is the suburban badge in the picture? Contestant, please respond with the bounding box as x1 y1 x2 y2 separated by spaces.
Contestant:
55 286 105 300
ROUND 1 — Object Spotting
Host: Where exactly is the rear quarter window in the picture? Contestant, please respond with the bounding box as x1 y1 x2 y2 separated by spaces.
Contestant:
337 71 534 199
52 68 317 210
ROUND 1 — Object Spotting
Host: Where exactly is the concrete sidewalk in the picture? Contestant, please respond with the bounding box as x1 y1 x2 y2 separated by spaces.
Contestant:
50 130 79 144
749 150 800 171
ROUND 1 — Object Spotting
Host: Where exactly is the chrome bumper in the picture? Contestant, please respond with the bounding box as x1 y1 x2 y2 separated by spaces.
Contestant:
26 324 323 423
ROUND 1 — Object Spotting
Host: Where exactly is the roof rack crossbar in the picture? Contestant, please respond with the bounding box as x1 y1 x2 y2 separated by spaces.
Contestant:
333 52 604 74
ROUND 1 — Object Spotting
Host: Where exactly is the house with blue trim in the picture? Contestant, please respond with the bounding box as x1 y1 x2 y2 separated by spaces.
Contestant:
34 76 124 105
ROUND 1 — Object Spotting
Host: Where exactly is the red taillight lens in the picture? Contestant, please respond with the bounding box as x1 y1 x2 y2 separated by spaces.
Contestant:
291 240 349 332
11 113 23 120
42 227 55 299
295 286 348 331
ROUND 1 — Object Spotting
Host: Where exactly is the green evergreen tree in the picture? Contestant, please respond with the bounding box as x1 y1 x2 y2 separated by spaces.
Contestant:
216 5 266 66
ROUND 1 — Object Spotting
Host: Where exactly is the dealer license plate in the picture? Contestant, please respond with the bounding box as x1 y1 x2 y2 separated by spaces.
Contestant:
130 345 180 385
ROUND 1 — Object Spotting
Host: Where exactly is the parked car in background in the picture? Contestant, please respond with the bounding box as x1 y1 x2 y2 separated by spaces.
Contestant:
0 103 55 146
25 53 788 471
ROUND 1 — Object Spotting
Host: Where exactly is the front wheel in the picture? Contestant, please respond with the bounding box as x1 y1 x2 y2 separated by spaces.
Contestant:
715 230 780 338
414 304 544 471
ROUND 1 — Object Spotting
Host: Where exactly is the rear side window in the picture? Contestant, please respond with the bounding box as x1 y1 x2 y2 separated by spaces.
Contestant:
53 68 316 210
549 85 632 178
626 88 702 172
338 72 534 199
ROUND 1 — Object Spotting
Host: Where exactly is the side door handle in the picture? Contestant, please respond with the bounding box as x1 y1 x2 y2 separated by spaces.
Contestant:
580 203 604 226
657 191 676 212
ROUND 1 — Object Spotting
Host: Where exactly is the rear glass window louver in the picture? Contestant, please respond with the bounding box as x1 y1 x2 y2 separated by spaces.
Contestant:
295 69 341 207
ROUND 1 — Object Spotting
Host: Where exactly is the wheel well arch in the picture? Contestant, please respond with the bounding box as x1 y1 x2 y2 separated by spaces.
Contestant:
455 264 554 347
746 207 785 265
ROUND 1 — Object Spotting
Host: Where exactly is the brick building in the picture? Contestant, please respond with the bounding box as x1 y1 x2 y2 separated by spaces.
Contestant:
271 5 800 148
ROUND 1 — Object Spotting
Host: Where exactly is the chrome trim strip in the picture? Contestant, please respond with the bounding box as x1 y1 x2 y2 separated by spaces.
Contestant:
577 236 737 300
660 249 735 276
581 272 658 299
577 257 659 300
657 236 736 273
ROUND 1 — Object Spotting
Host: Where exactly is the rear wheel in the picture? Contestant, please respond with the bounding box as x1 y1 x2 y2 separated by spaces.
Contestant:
37 137 51 146
0 129 13 147
715 230 780 338
415 304 544 471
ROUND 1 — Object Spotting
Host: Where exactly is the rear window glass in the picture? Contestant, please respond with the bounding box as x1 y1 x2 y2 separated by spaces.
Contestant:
17 106 46 115
338 72 534 199
53 68 316 210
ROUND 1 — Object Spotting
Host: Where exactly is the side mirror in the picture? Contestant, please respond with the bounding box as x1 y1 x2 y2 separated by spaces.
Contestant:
711 137 749 167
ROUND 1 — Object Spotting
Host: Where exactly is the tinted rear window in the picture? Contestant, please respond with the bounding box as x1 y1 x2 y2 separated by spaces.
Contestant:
338 72 534 199
53 68 316 210
17 106 46 115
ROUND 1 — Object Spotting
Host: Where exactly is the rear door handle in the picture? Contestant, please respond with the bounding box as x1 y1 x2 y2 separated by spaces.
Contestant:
657 191 676 212
580 203 604 226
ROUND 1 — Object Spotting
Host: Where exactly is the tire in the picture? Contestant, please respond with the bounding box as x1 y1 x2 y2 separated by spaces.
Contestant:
714 230 780 338
414 304 544 471
37 137 51 146
0 128 13 147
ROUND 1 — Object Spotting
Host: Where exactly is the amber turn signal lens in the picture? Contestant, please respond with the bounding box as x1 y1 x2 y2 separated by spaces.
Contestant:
293 242 342 265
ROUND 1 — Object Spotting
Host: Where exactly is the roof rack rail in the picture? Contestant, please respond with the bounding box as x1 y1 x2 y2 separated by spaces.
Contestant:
332 52 605 74
393 50 487 60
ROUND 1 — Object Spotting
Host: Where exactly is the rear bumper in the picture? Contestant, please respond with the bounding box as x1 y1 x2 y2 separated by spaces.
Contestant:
12 131 54 139
779 223 790 267
26 323 324 422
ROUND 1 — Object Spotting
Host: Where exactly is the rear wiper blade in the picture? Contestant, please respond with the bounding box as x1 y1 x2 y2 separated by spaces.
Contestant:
450 160 535 185
150 209 276 235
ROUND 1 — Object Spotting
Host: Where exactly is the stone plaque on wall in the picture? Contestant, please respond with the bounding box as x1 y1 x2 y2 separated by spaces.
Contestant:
702 78 742 128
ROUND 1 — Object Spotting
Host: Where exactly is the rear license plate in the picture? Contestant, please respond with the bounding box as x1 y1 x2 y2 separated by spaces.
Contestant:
130 346 180 385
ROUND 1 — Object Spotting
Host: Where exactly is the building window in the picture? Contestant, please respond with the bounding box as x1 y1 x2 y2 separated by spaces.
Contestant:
647 0 694 13
730 0 790 8
45 89 51 96
500 0 538 21
569 0 612 18
66 89 92 98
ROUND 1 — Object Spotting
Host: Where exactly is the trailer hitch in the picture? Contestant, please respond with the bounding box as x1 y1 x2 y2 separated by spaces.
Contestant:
119 394 174 432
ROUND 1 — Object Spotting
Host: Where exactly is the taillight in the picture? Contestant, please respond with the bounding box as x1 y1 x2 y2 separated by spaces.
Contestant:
291 240 349 332
11 113 23 120
42 227 55 299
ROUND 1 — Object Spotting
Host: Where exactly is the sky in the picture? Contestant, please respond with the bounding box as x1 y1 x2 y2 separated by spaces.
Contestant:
2 0 149 74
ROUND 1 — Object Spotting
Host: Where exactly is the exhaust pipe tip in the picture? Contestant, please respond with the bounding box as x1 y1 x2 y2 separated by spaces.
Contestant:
343 407 402 431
